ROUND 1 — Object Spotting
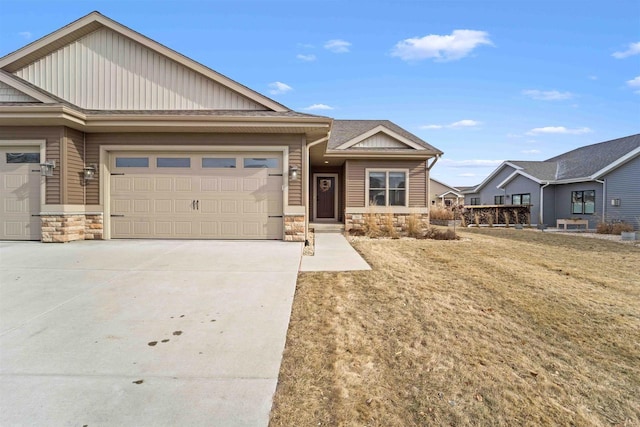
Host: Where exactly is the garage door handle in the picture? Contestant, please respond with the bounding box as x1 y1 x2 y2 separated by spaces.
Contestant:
192 200 196 210
196 200 199 210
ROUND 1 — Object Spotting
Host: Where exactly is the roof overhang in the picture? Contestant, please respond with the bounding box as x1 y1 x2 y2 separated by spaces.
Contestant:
591 146 640 179
0 104 332 136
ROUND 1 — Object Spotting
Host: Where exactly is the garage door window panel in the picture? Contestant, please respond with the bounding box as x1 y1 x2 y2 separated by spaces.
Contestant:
6 153 40 163
157 157 191 168
202 158 236 168
115 157 149 168
244 158 279 169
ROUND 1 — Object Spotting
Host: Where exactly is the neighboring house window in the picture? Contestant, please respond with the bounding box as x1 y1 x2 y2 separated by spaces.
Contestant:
470 197 480 206
444 199 453 207
494 195 504 205
512 193 531 205
367 170 407 206
571 190 595 214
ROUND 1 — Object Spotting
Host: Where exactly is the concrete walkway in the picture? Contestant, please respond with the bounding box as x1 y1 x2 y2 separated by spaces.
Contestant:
300 233 371 272
0 240 302 427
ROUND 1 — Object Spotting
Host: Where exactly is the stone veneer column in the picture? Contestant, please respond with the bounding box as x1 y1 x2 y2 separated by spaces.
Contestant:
284 215 305 242
40 213 104 243
345 213 430 235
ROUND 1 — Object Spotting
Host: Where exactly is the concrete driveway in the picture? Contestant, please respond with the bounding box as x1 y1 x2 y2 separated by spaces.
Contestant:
0 240 302 426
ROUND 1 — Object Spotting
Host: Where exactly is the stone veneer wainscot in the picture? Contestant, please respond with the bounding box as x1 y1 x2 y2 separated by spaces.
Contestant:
41 213 104 243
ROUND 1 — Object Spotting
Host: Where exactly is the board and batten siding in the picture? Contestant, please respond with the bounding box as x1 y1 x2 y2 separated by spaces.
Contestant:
0 81 38 102
345 159 428 208
603 156 640 229
84 133 304 206
15 28 266 111
0 126 63 204
353 133 408 149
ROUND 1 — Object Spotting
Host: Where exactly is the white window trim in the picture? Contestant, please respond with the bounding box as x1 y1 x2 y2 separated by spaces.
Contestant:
365 168 409 208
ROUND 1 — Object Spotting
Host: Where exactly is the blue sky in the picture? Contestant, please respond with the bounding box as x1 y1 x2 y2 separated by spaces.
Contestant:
1 0 639 186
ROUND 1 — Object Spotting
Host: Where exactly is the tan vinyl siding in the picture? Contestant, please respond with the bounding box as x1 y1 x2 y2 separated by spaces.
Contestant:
84 132 303 206
15 28 266 111
0 81 38 102
0 126 63 204
345 159 428 208
64 127 85 204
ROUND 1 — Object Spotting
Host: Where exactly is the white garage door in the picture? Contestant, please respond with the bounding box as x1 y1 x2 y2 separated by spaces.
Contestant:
0 147 41 240
110 153 283 239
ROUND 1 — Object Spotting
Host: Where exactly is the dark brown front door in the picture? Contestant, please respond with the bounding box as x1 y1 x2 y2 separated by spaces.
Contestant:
316 176 335 219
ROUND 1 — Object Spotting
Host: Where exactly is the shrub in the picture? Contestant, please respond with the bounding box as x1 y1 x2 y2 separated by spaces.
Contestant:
474 213 481 227
422 228 459 240
382 213 399 238
597 222 634 234
503 211 510 228
363 213 381 238
430 206 455 220
406 213 423 238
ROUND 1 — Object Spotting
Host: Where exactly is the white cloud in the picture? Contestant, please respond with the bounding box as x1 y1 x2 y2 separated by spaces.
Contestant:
324 39 351 53
522 149 541 154
440 159 503 168
304 104 334 110
612 42 640 59
527 126 592 135
522 89 573 101
18 31 32 39
391 29 492 62
420 119 481 130
296 54 316 62
626 75 640 94
588 75 598 80
268 81 292 95
297 43 315 49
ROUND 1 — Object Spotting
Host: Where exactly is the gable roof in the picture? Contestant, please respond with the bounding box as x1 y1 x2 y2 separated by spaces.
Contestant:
0 11 288 112
327 120 442 153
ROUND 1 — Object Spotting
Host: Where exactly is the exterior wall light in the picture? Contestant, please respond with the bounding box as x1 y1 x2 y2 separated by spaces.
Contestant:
83 164 97 180
611 198 621 207
289 165 299 181
40 160 56 177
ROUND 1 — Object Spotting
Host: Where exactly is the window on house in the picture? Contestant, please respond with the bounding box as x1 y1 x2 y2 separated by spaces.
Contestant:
512 193 531 205
571 190 595 214
494 195 504 205
470 197 480 206
367 171 406 206
444 199 453 207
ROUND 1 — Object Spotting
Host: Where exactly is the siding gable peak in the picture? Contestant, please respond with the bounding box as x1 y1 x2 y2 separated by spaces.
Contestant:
335 125 426 150
0 11 288 112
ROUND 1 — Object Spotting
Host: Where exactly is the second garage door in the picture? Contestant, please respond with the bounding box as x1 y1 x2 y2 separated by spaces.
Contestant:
110 153 283 239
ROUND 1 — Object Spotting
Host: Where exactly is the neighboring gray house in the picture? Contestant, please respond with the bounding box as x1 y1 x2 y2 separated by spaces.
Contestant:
463 134 640 229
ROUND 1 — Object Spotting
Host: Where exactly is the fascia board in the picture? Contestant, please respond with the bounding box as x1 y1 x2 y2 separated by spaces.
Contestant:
496 170 542 189
590 147 640 179
0 72 57 103
334 125 426 150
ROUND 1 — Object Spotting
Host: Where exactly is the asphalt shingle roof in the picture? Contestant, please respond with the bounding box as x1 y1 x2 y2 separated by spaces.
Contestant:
327 119 442 153
509 161 558 181
546 133 640 180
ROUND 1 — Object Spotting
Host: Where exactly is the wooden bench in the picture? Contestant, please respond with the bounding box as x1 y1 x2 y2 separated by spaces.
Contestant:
556 219 589 230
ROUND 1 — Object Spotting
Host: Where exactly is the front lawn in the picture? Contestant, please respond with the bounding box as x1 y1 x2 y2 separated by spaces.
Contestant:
270 229 640 426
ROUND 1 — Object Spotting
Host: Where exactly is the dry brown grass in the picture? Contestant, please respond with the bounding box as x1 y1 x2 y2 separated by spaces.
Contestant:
270 228 640 427
430 206 455 220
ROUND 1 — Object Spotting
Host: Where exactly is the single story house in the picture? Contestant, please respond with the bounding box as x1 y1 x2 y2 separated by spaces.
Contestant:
0 12 442 242
429 178 463 207
462 134 640 229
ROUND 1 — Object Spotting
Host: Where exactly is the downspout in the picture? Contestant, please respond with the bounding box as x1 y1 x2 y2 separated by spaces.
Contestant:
595 179 606 222
304 135 330 244
539 182 550 226
83 132 86 205
426 154 441 208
